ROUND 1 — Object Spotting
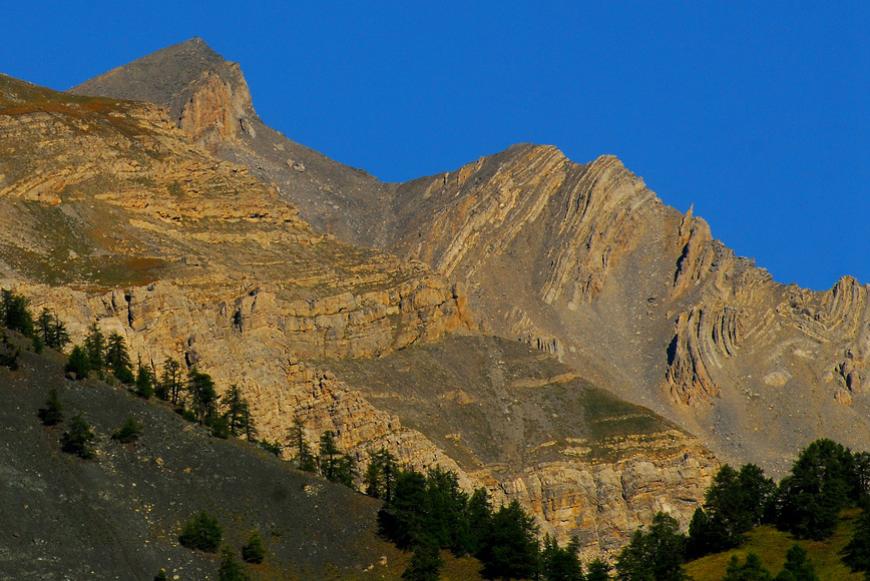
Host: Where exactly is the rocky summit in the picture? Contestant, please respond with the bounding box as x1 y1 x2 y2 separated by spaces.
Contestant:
1 36 864 576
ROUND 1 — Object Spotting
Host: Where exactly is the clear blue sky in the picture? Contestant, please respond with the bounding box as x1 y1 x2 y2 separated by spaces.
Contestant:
3 1 867 289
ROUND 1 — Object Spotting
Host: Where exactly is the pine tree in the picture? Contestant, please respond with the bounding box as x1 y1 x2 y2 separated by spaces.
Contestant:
178 512 222 552
615 512 689 580
38 388 64 426
187 369 218 424
541 534 583 581
65 345 91 379
83 323 107 377
60 414 96 459
105 332 134 384
221 385 256 439
319 430 341 480
586 558 611 581
478 500 540 580
0 333 20 370
258 439 283 457
379 470 429 549
723 553 772 581
37 308 69 351
159 357 183 404
843 509 870 574
776 439 853 540
422 467 470 555
402 542 442 581
135 364 155 399
288 417 316 472
775 544 819 581
0 289 34 336
111 416 143 444
365 448 399 501
466 488 492 555
217 546 249 581
241 531 266 564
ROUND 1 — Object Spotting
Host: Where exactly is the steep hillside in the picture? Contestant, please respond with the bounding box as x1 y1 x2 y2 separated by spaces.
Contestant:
0 339 403 580
0 71 718 558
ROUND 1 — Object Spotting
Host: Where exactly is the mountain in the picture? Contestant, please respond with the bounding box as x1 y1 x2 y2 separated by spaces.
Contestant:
71 39 869 477
1 64 717 561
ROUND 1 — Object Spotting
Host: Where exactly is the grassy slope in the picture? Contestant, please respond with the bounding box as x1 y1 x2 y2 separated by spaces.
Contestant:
685 510 863 580
0 334 482 580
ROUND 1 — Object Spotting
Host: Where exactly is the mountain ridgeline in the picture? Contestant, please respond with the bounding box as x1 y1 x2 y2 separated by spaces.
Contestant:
0 36 864 577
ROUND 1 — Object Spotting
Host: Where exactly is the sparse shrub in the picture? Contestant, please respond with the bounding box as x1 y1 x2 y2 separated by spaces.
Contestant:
31 334 44 354
241 531 265 564
60 414 95 459
0 333 20 370
153 569 168 581
723 552 772 580
37 389 64 426
111 416 142 443
65 345 91 380
218 546 249 580
178 512 222 552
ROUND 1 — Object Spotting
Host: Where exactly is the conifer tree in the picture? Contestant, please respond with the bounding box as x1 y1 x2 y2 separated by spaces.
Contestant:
586 559 611 581
0 332 20 370
402 542 442 581
178 512 222 552
217 546 249 581
61 414 96 459
775 544 819 581
478 500 540 580
221 385 256 439
159 357 183 404
615 512 688 581
541 534 583 581
111 416 143 444
776 439 853 539
288 417 316 472
723 553 772 581
241 531 266 564
83 323 107 377
365 448 399 501
105 332 134 384
135 364 155 399
842 508 870 574
37 308 69 351
0 289 34 336
38 388 64 426
65 345 91 379
187 369 218 424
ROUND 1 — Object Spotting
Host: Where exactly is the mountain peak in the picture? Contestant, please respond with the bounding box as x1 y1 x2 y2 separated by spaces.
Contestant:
72 37 256 147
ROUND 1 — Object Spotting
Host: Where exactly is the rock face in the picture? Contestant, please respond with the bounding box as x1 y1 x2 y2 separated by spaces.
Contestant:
1 71 717 558
386 145 870 474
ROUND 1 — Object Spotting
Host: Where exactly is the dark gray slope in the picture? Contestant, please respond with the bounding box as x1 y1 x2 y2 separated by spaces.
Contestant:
0 340 398 580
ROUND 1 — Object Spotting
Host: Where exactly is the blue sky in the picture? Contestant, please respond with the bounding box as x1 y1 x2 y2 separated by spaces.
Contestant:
3 1 867 289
